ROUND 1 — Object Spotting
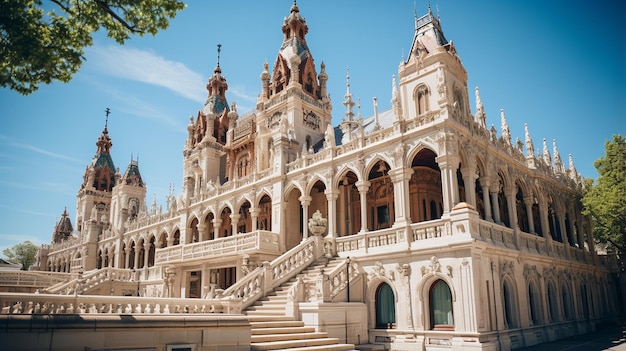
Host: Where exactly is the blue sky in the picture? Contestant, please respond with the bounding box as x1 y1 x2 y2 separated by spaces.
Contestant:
0 1 624 255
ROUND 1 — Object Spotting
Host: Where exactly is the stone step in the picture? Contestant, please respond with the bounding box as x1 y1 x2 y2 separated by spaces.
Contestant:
251 331 329 342
251 326 316 335
249 320 305 328
246 315 295 323
275 345 356 351
247 311 286 317
250 337 344 351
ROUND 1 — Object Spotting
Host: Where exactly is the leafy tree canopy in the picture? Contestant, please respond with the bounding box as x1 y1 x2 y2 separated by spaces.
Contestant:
0 0 186 94
582 134 626 253
2 240 39 270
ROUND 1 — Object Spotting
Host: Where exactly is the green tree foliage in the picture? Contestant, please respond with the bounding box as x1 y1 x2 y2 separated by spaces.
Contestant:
582 135 626 252
2 240 39 270
0 0 185 94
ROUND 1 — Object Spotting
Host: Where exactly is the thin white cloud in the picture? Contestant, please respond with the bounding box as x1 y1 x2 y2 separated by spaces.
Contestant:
0 134 82 163
96 84 188 133
88 45 206 103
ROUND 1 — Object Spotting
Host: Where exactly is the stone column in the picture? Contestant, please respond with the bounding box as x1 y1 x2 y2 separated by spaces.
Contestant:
250 208 260 231
133 243 140 270
231 214 241 235
436 154 460 214
523 197 535 234
197 223 206 242
539 198 552 242
479 177 492 221
212 218 222 239
388 167 413 227
325 190 339 238
460 166 477 207
355 180 370 233
490 189 501 224
299 196 312 240
505 186 518 232
143 242 151 268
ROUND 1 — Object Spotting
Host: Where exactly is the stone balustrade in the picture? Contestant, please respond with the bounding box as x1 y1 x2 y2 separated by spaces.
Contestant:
222 235 323 309
0 292 242 315
155 230 280 264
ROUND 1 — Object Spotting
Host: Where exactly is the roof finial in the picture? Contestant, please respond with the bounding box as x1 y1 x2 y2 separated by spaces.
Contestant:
413 0 418 30
104 107 111 130
217 43 222 68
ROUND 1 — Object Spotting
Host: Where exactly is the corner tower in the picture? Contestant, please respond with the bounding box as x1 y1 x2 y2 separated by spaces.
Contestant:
255 1 332 174
76 117 118 233
398 6 470 122
183 45 231 202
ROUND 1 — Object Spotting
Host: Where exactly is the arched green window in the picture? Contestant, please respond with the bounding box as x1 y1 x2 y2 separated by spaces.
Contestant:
430 279 454 330
375 283 395 329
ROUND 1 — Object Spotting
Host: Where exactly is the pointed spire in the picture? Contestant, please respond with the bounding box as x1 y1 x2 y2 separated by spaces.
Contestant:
474 87 486 128
568 153 579 181
524 123 535 157
391 75 402 121
96 109 113 155
500 109 511 145
542 138 551 166
553 139 565 174
342 67 355 122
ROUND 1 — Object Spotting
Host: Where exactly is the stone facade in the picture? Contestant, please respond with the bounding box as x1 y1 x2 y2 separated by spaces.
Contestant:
24 3 619 350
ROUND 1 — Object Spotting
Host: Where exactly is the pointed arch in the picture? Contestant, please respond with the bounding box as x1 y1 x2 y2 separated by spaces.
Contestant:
409 148 442 223
367 159 394 230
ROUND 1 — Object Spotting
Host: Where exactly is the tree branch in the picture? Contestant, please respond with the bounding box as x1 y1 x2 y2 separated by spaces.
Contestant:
94 0 143 34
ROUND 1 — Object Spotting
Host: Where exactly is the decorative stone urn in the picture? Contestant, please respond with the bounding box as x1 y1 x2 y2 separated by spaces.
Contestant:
308 210 328 236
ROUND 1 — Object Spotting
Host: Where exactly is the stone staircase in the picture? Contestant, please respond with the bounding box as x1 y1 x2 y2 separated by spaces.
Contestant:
245 257 356 351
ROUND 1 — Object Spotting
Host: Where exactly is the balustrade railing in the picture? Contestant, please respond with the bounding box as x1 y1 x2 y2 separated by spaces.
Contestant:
0 292 241 315
221 236 323 310
155 231 280 264
0 271 70 288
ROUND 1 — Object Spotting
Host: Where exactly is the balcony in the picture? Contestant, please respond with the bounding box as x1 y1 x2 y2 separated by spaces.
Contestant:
155 230 280 265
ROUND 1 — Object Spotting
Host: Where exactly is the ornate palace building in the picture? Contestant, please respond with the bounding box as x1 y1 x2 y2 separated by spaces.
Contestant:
8 2 618 350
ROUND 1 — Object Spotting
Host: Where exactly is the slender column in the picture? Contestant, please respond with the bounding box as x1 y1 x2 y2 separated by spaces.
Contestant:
250 208 260 231
143 242 151 268
490 189 501 224
133 243 140 270
505 186 517 229
557 210 568 251
299 196 311 240
436 155 460 214
460 166 477 207
479 177 492 221
355 180 370 233
388 167 413 227
539 198 552 242
325 190 339 238
523 197 535 234
212 218 222 239
230 214 241 235
197 223 206 242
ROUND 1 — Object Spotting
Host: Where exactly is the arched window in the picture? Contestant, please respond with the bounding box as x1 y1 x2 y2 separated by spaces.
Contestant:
375 283 396 329
547 281 559 322
580 284 590 318
503 279 517 328
562 284 573 320
430 280 454 330
528 281 542 325
414 85 430 115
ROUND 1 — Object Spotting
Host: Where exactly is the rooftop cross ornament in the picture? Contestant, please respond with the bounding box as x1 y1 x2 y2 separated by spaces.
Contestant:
104 107 111 129
217 44 222 68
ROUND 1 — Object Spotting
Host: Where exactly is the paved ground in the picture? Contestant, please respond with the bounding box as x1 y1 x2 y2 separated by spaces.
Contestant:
516 321 626 351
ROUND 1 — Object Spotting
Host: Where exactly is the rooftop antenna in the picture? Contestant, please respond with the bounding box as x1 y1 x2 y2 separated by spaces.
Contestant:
104 107 111 129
